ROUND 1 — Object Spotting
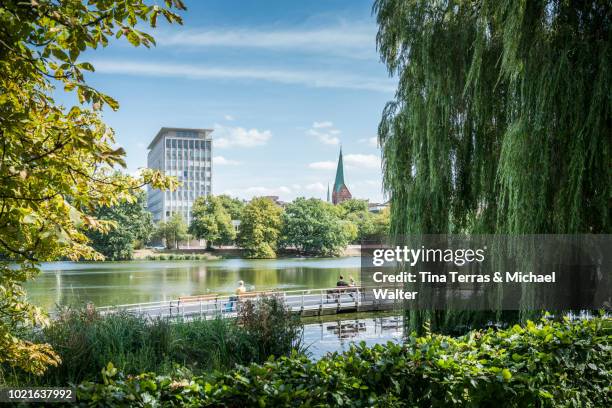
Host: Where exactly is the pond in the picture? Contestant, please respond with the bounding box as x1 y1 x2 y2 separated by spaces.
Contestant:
304 315 404 359
27 257 361 310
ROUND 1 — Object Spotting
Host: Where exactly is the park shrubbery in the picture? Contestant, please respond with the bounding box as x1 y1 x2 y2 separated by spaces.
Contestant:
0 297 303 387
71 317 610 407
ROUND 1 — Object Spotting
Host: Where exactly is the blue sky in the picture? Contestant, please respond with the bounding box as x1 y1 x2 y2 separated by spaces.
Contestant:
77 0 394 202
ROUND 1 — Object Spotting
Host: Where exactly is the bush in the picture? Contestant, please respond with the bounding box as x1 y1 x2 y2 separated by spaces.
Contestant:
237 296 304 361
74 317 611 407
1 298 304 387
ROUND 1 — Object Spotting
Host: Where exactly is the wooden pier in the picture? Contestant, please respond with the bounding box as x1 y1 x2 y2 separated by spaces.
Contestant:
95 287 399 319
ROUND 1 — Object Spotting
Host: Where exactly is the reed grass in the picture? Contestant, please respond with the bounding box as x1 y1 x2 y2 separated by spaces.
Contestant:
1 297 303 386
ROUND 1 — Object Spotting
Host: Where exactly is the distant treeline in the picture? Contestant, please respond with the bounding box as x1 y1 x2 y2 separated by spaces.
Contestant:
89 195 389 260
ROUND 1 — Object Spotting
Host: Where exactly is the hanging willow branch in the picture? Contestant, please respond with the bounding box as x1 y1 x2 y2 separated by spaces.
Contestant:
375 0 610 236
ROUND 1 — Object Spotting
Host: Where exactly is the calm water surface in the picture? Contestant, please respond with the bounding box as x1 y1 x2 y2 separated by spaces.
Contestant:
27 257 361 310
304 315 404 359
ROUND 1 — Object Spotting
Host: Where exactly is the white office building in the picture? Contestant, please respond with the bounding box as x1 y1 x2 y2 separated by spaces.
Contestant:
147 127 213 225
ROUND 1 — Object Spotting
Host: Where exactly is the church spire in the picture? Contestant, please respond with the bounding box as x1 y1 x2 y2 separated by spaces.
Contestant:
332 146 352 205
327 183 330 202
333 146 345 193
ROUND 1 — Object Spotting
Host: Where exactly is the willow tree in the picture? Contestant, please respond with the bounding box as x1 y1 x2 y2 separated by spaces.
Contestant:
374 0 610 330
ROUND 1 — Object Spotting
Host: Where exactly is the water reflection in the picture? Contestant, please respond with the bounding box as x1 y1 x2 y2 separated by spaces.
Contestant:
26 257 361 310
304 315 404 359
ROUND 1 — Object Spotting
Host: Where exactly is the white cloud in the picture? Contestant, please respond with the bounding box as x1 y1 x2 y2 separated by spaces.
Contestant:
309 130 340 145
218 176 384 202
90 60 395 93
344 154 380 169
213 124 271 148
308 161 336 170
359 137 378 147
156 24 376 59
313 121 333 129
306 121 341 145
213 156 241 166
245 186 291 195
305 182 326 192
224 114 235 121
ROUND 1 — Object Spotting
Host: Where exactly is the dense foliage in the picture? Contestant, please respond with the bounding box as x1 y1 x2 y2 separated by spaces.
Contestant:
0 297 303 386
238 197 283 258
186 195 389 257
154 213 188 249
237 296 303 361
340 199 390 243
189 195 236 248
216 194 245 220
374 0 610 331
0 0 182 374
86 191 153 260
281 197 356 256
375 0 610 236
73 317 610 407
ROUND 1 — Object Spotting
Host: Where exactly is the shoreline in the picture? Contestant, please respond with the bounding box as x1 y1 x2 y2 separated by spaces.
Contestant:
131 245 362 260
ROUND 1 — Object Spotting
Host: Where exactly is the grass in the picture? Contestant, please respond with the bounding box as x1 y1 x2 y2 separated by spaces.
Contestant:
0 296 304 386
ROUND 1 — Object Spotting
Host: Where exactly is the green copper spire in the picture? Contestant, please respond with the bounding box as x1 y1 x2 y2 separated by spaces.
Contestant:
333 147 345 193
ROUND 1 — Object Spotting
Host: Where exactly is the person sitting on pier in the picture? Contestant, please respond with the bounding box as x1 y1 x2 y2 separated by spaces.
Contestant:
326 275 351 302
227 280 247 312
236 280 246 296
336 275 349 287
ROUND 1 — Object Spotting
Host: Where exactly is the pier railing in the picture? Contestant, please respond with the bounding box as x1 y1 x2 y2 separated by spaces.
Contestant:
94 286 398 319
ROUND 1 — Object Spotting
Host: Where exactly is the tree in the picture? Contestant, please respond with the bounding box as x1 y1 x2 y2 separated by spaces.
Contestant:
189 195 235 248
216 195 245 220
375 0 609 235
371 207 390 240
86 190 153 260
155 213 188 250
282 198 356 256
238 198 283 258
340 199 376 243
374 0 610 331
0 0 182 374
339 198 369 214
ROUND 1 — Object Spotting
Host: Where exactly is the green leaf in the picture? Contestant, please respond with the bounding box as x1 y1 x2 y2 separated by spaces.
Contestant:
126 31 141 46
78 62 95 72
50 47 69 62
539 390 554 399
